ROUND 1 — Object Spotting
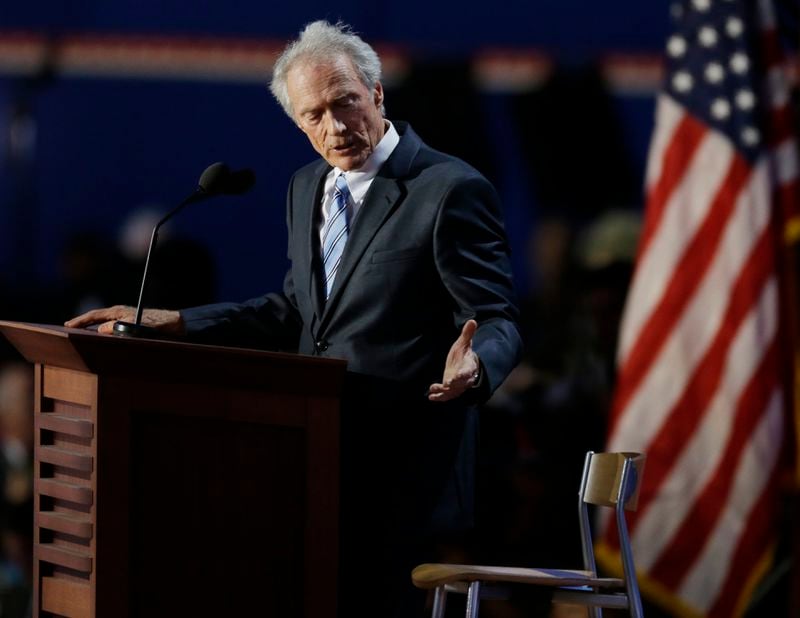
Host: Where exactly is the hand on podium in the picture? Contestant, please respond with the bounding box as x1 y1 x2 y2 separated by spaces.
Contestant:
65 305 185 336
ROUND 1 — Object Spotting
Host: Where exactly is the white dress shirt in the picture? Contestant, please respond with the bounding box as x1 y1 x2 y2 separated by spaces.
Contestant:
318 121 400 246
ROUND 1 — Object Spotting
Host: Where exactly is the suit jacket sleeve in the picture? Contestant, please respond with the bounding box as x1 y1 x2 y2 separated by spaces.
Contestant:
178 177 304 350
178 271 302 350
433 173 523 398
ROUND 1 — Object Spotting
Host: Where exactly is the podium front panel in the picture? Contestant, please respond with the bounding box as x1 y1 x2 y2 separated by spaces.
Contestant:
0 323 344 618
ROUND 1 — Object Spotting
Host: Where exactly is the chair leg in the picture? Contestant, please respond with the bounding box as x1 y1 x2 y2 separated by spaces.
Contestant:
432 586 447 618
465 581 481 618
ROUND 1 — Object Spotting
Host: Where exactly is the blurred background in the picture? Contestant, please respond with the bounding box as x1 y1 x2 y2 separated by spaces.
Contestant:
0 0 669 312
0 1 797 617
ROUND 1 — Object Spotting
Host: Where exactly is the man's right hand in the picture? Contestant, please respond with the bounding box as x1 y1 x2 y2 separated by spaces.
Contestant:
65 305 185 335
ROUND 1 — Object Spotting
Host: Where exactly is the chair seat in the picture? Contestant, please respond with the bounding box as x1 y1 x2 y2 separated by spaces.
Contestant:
412 563 625 590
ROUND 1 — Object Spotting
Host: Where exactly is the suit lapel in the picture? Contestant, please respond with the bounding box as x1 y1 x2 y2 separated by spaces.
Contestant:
319 124 420 328
294 161 330 325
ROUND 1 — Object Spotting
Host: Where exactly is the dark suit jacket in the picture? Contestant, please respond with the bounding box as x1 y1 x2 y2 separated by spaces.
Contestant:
180 122 521 536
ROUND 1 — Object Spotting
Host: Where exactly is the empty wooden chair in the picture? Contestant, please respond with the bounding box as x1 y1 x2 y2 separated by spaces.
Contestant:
412 451 646 618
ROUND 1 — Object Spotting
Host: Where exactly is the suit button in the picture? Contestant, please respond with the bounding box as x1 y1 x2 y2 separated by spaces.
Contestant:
315 340 329 352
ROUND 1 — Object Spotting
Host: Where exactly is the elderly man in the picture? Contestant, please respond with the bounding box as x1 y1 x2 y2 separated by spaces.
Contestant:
68 20 522 617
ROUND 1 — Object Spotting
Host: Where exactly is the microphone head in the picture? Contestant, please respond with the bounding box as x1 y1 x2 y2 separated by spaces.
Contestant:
198 162 231 194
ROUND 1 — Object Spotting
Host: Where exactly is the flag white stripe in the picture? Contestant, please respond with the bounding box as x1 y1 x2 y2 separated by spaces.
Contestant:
630 275 779 570
609 160 771 453
766 66 790 109
772 138 799 186
617 127 734 364
679 388 784 611
757 0 777 30
644 95 687 191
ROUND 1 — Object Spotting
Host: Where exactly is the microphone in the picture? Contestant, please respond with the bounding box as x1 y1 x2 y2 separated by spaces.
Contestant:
112 162 256 338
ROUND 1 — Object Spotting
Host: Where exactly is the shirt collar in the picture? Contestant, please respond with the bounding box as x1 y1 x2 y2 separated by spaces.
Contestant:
333 120 400 193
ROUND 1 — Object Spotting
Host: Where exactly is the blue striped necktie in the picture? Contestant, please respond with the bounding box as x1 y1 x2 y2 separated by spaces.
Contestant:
322 174 351 298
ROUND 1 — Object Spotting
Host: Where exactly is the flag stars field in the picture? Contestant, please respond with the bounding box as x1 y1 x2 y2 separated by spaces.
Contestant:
668 35 688 57
735 89 755 111
705 62 725 84
711 98 730 119
725 16 744 37
730 52 749 74
673 70 694 92
741 126 760 147
699 26 719 47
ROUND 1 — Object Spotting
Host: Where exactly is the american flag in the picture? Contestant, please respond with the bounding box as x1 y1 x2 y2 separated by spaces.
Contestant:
597 0 799 616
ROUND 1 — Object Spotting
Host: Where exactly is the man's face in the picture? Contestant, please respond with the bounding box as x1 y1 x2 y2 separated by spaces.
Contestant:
287 54 385 171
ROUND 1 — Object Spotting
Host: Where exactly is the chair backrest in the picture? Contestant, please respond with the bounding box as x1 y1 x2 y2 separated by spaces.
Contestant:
577 451 646 618
582 452 645 511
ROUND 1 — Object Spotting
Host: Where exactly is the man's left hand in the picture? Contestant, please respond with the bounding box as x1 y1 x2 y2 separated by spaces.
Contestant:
428 319 481 402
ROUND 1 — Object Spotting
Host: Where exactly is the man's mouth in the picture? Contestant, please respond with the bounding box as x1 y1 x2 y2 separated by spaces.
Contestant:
332 141 355 152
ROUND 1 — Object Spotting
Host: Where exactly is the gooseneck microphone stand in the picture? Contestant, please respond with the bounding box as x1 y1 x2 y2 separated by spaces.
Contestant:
112 162 254 337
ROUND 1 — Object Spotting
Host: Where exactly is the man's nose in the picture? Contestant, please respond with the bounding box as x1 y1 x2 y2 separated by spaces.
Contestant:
325 111 347 135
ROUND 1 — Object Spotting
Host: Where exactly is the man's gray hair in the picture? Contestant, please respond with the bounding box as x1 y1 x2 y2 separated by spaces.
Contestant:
270 20 383 119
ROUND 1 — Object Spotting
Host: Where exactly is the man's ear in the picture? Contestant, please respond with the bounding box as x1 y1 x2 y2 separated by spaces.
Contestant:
373 82 384 108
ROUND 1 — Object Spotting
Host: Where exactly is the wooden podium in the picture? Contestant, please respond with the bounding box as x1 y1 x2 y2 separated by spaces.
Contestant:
0 321 346 618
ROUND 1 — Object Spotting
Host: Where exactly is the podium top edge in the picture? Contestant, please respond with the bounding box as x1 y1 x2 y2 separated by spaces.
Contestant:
0 321 348 397
0 321 70 338
0 320 346 369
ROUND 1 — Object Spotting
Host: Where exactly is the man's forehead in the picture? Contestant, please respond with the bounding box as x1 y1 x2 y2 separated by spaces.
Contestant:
287 56 368 118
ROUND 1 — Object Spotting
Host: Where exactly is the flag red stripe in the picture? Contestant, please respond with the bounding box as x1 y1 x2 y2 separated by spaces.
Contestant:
609 153 752 436
707 469 781 618
775 179 800 226
767 105 795 147
637 114 707 258
625 225 776 537
759 28 783 71
649 337 780 587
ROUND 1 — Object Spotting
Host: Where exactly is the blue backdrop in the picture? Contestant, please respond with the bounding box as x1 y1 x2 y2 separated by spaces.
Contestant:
0 1 670 311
